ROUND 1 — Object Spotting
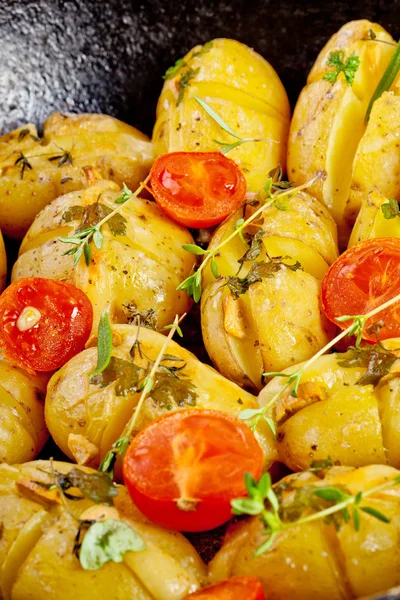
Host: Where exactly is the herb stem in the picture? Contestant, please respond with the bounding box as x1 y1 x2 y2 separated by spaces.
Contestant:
93 175 150 233
365 39 400 122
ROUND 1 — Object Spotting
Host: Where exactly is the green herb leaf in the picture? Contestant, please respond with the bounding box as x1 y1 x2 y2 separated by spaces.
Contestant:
323 51 360 85
57 467 118 505
309 457 334 472
18 128 30 142
194 96 242 139
192 41 213 58
231 497 264 515
99 436 130 477
381 199 400 220
238 229 266 265
177 67 200 106
150 369 198 409
366 39 400 122
163 57 186 80
336 344 397 386
353 506 361 531
228 258 301 298
91 312 113 376
90 356 142 395
84 243 92 266
360 506 391 523
313 487 348 502
79 519 145 570
239 407 263 420
211 258 219 279
182 244 207 255
114 183 134 205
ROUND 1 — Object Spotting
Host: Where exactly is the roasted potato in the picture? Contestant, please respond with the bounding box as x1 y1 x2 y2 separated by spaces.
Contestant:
0 231 6 293
258 338 400 471
209 464 400 600
349 190 400 247
45 324 277 472
0 113 154 238
201 191 338 390
12 177 195 334
0 460 206 599
287 20 396 246
153 39 290 192
0 358 47 464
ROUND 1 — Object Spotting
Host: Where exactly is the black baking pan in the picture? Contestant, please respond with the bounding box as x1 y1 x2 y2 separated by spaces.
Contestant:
1 1 400 598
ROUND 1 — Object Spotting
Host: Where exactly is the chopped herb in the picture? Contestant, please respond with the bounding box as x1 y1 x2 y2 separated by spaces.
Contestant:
57 467 118 505
99 436 130 478
238 229 266 265
91 356 142 395
79 519 145 570
177 67 200 106
163 58 187 80
49 149 72 167
114 182 134 205
336 344 398 386
192 40 213 58
122 304 158 329
18 128 30 142
381 198 400 219
323 51 360 85
151 368 198 409
227 258 302 299
61 176 73 184
309 457 335 472
91 312 113 377
14 152 32 179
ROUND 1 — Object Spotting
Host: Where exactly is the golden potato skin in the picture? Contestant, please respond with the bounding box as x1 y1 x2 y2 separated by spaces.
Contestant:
0 461 206 600
45 325 276 471
0 113 154 238
12 179 195 334
349 190 400 246
153 39 290 192
0 230 6 293
258 339 400 471
0 359 48 464
209 464 400 600
287 20 395 245
201 191 338 390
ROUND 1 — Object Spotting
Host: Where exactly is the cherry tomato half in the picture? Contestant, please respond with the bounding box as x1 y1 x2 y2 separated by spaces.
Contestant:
150 152 247 228
184 577 265 600
322 238 400 342
123 409 263 532
0 278 93 372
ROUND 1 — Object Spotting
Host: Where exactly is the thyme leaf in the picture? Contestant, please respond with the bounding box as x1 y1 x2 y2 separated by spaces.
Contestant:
227 258 302 299
336 344 398 386
57 467 118 505
90 312 113 377
90 356 143 396
163 58 187 80
49 149 72 167
14 152 32 179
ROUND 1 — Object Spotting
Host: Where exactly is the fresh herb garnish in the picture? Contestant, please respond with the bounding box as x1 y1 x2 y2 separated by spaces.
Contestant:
177 67 200 106
14 152 32 179
194 95 268 154
114 182 134 205
192 40 213 58
381 198 400 219
79 519 145 570
91 356 142 395
17 128 30 142
91 312 113 377
231 471 400 556
178 175 318 302
163 58 187 80
365 40 400 122
337 344 398 386
227 258 302 299
57 467 118 505
49 148 73 167
323 51 360 85
122 304 158 329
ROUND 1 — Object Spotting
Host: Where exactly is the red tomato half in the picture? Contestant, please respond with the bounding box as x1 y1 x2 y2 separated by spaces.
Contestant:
0 278 93 372
184 577 265 600
150 152 247 228
123 409 263 532
322 238 400 342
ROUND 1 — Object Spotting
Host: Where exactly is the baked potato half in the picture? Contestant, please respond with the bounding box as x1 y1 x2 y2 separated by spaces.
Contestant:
12 178 195 334
209 464 400 600
153 38 290 192
258 338 400 471
0 460 206 600
287 20 396 246
0 359 47 464
201 191 338 390
0 113 154 238
45 324 276 472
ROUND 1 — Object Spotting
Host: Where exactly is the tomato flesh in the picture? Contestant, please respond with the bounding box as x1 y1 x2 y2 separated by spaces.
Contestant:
123 409 263 531
0 278 93 372
184 577 265 600
322 238 400 342
150 152 247 228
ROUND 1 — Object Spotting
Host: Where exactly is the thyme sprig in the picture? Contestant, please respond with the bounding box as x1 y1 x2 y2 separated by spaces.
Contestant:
241 290 400 435
194 96 276 154
98 314 183 477
365 39 400 122
178 176 318 302
232 471 400 556
58 177 148 266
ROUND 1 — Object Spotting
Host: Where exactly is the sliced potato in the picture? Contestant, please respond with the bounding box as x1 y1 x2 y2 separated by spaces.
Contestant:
153 38 290 192
45 325 277 473
0 460 206 600
12 178 195 333
209 464 400 600
0 113 154 238
287 20 396 245
201 191 337 389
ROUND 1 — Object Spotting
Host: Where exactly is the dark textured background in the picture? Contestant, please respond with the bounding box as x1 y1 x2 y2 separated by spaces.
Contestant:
1 0 400 594
0 0 400 136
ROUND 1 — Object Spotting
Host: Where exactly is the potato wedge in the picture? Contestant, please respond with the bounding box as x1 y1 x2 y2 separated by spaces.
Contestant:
201 191 338 389
287 20 396 245
153 39 290 192
45 325 277 473
12 178 195 334
0 113 154 238
258 339 400 471
0 460 206 600
209 464 400 600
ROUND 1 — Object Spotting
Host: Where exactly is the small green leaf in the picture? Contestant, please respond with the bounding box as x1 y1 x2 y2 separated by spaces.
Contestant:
91 312 113 376
323 51 360 86
231 497 264 515
194 96 242 140
93 229 103 249
360 506 391 523
353 507 361 531
239 408 263 420
182 244 207 255
58 467 118 505
98 436 130 477
313 487 348 502
254 532 277 555
140 375 153 394
84 243 92 266
211 258 219 279
257 473 272 500
263 415 277 438
163 57 186 80
79 519 145 570
381 199 400 220
73 245 84 266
